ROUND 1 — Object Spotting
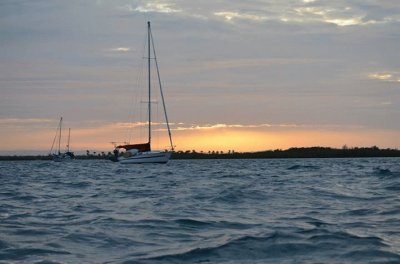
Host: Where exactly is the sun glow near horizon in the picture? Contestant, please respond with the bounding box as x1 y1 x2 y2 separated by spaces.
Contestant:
1 120 399 154
172 128 400 152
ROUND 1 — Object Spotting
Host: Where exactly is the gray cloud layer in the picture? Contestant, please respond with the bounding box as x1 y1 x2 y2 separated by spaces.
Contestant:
1 0 399 137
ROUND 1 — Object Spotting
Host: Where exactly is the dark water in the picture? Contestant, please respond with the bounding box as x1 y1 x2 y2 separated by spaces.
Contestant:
0 158 399 264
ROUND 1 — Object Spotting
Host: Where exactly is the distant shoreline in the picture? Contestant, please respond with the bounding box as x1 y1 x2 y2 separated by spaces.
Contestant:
1 147 399 161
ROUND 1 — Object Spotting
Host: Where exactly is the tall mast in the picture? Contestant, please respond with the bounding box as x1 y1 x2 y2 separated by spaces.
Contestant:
147 21 151 146
58 117 62 155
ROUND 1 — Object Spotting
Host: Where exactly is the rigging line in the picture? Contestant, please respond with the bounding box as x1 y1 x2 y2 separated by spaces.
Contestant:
155 67 160 150
49 120 59 154
150 27 174 150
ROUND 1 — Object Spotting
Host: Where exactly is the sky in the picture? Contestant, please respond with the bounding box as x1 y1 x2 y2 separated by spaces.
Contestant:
1 0 399 154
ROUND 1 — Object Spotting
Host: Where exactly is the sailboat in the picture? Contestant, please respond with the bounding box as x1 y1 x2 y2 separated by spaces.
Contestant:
112 22 174 164
50 117 75 162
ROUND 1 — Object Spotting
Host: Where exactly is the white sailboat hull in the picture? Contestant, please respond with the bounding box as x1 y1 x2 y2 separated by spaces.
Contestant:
119 151 171 164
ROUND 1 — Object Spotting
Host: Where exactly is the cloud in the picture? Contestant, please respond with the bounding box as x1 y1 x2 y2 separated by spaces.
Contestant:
110 47 131 52
214 11 268 22
325 17 365 26
120 2 181 14
292 6 378 26
212 2 400 27
0 118 54 128
155 122 364 132
368 72 400 82
368 72 392 80
172 123 293 131
109 1 400 28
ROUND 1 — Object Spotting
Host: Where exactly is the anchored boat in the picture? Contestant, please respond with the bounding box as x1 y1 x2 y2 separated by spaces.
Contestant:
112 22 174 164
50 117 75 162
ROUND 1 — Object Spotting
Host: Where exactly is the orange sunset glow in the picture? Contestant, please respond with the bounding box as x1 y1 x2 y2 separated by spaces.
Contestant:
1 120 399 154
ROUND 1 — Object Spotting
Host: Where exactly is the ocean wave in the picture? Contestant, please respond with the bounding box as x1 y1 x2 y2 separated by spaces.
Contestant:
12 228 55 236
373 167 400 179
287 164 321 170
303 228 385 247
282 216 333 228
379 208 400 216
125 233 305 263
129 229 399 263
174 218 259 231
174 218 212 228
341 249 400 261
341 208 378 216
0 240 10 250
310 187 374 201
62 231 136 248
0 248 70 261
212 187 268 204
33 260 64 264
384 183 400 191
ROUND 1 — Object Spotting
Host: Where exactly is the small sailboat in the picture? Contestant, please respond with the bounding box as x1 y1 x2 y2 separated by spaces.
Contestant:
50 117 75 162
112 22 174 164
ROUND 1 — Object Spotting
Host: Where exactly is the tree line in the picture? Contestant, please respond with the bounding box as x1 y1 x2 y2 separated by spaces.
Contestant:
171 146 400 159
1 146 399 161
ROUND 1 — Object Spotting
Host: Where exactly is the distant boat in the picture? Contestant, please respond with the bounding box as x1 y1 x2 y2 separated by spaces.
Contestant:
112 21 174 164
50 117 75 162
